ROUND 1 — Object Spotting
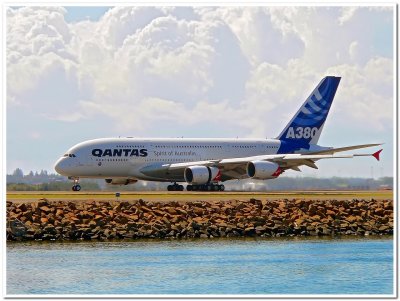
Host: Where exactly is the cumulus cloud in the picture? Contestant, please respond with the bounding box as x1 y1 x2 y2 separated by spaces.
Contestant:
348 40 359 60
338 7 358 25
6 6 394 176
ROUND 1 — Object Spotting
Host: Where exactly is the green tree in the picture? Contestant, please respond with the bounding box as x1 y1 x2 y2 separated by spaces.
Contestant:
12 168 24 178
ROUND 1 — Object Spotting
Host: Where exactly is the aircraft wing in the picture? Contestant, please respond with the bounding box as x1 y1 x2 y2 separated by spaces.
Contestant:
304 143 383 155
166 145 383 180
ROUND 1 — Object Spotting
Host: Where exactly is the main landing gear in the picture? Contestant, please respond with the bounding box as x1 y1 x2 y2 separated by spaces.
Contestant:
70 177 81 191
167 183 184 191
167 182 225 191
187 183 225 191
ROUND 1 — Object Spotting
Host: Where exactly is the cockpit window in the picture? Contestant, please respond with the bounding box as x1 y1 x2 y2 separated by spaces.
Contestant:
64 154 76 158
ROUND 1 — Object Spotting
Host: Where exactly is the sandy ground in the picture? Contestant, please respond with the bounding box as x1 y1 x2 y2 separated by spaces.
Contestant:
6 190 393 203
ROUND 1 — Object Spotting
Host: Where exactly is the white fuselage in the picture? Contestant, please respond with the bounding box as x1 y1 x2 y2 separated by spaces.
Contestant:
53 77 380 190
54 137 284 182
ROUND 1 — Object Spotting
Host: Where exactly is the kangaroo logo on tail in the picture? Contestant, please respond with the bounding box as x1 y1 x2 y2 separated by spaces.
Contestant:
277 76 341 146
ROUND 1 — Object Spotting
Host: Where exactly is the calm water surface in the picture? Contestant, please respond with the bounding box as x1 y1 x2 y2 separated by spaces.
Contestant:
7 236 393 295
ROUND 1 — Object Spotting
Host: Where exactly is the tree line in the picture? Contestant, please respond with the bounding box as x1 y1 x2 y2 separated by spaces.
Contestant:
6 168 393 191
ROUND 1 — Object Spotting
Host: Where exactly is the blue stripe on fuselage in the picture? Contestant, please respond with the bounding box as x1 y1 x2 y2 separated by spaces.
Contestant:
277 140 311 154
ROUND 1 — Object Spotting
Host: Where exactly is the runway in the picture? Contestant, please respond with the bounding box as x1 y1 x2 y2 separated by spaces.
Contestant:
7 190 393 203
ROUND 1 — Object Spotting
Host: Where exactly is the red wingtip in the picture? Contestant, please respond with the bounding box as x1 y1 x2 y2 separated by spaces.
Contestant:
372 149 383 161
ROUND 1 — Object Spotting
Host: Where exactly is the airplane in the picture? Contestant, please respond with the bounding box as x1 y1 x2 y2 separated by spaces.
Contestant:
54 76 383 192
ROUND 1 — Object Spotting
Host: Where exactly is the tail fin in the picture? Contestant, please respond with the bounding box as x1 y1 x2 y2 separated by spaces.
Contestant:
277 76 341 145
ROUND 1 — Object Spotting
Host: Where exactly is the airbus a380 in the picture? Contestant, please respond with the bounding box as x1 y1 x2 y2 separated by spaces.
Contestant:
55 76 382 191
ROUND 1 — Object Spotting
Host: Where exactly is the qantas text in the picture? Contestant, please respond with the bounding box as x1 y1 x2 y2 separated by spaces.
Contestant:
92 148 148 157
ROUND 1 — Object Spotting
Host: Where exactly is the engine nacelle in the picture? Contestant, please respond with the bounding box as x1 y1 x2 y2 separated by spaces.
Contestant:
246 161 282 179
184 166 221 184
105 178 138 185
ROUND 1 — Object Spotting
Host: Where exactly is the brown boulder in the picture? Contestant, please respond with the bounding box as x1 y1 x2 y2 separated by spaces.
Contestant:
374 208 385 216
40 206 52 213
192 216 205 224
55 209 64 217
378 225 389 231
384 201 393 211
193 208 204 216
166 207 178 215
69 216 80 223
326 209 336 216
38 199 49 207
346 216 358 223
16 203 28 212
235 203 247 210
114 215 128 224
67 202 76 210
153 210 166 217
295 218 307 226
161 216 171 226
210 205 221 213
311 215 321 221
32 214 41 223
88 220 97 229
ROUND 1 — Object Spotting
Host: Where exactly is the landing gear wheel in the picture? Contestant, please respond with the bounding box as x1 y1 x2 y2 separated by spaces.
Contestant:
71 178 81 192
72 184 81 191
187 183 225 191
168 183 184 191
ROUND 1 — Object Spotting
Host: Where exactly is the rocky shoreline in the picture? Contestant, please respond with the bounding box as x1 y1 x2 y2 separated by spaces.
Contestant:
6 198 393 241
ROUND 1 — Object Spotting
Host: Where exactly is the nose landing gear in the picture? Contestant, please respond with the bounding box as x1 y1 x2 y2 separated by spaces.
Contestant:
70 177 81 191
72 184 81 191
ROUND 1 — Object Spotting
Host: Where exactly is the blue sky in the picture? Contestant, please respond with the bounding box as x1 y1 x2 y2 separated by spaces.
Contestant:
64 6 112 22
6 6 395 178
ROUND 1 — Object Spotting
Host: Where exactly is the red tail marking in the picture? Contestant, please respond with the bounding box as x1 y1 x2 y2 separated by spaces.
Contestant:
272 167 283 177
372 149 383 161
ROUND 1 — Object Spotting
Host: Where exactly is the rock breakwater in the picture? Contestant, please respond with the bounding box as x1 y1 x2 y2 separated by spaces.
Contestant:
6 198 393 241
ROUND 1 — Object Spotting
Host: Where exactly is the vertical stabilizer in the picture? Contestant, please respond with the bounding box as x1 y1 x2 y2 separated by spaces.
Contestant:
277 76 341 145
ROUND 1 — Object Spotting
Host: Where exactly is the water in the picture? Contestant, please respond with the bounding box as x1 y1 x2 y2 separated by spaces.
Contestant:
7 237 393 295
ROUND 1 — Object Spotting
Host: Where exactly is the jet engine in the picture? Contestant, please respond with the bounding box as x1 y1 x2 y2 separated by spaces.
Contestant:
246 161 282 179
184 166 220 184
105 178 138 185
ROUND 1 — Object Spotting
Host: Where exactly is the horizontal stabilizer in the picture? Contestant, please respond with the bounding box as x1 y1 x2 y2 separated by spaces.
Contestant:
305 143 383 155
354 149 383 161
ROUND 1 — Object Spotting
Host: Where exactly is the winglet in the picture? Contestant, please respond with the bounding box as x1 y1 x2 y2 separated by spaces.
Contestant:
372 149 383 161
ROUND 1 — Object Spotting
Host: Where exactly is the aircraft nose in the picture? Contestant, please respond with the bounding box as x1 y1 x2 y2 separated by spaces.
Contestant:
54 157 69 175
